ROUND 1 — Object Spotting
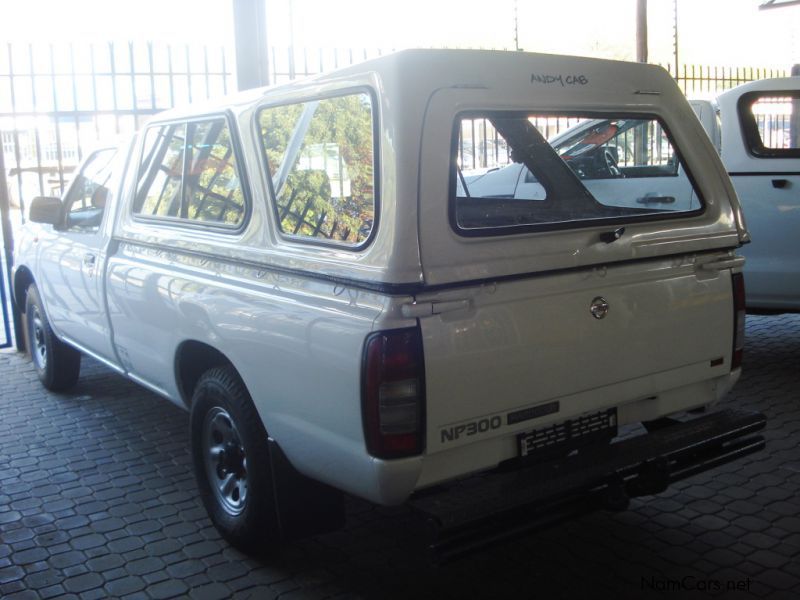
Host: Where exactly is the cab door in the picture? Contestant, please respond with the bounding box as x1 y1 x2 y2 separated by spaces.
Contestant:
37 148 122 364
731 170 800 309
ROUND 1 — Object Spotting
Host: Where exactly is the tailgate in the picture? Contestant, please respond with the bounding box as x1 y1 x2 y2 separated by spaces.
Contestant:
418 254 735 454
413 64 743 459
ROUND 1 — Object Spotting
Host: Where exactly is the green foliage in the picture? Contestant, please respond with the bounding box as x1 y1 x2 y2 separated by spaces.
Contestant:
259 94 375 244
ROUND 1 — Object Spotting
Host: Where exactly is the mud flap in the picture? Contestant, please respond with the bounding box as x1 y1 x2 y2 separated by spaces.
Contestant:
268 439 346 541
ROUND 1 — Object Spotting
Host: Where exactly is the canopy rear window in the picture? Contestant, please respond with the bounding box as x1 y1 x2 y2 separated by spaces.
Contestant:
452 112 704 235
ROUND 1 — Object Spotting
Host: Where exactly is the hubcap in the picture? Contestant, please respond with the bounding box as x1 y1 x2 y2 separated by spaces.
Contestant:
202 407 248 516
29 306 47 370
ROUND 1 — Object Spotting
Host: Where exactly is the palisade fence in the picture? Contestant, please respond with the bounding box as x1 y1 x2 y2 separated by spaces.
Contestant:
668 63 789 98
0 41 232 220
0 42 791 348
0 40 232 349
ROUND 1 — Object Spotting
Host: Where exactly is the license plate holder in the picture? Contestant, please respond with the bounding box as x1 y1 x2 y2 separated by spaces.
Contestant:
518 408 618 459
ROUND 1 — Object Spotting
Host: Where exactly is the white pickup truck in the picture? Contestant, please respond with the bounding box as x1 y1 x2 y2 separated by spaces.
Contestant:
691 77 800 312
12 50 765 558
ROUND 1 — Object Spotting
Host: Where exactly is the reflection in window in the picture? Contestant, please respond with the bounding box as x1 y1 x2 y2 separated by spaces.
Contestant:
184 120 246 225
258 93 375 246
133 119 246 227
64 148 117 231
454 114 701 234
134 124 185 218
553 118 677 178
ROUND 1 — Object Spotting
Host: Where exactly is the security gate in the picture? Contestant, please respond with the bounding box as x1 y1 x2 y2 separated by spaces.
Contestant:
0 41 233 350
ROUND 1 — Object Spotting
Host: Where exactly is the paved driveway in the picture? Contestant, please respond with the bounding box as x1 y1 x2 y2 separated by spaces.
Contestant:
1 315 799 599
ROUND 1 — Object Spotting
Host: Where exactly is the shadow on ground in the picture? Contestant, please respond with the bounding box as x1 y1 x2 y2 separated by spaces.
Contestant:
1 315 798 599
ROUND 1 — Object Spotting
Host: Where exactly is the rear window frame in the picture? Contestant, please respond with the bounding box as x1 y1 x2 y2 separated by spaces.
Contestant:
255 87 381 252
737 90 800 159
449 110 707 238
131 111 253 234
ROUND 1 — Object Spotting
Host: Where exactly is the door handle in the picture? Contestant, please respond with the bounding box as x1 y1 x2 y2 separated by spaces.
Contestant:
83 253 97 267
772 179 788 189
636 195 676 204
697 256 746 272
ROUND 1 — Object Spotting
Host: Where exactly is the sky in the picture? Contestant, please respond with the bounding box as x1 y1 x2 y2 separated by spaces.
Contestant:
0 0 797 69
262 0 800 68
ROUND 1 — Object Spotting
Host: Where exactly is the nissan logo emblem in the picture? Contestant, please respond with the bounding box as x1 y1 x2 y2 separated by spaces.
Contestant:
590 297 609 319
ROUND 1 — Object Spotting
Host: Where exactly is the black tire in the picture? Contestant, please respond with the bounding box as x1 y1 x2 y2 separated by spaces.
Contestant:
25 284 81 391
190 366 280 553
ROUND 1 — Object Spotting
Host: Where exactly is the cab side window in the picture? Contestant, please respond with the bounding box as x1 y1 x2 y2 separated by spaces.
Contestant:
184 120 247 225
63 148 117 232
134 124 187 219
133 117 248 228
258 93 376 247
739 91 800 157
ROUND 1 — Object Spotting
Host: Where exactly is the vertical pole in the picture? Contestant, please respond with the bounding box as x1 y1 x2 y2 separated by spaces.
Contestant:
233 0 269 91
28 44 45 197
108 43 121 135
7 43 27 221
288 0 295 80
673 0 679 77
791 64 800 148
49 44 66 195
147 42 157 111
69 43 83 162
128 42 139 129
635 0 648 169
0 143 25 351
185 45 193 104
636 0 648 63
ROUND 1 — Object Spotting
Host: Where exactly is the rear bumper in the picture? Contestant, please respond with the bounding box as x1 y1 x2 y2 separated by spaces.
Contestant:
409 408 766 562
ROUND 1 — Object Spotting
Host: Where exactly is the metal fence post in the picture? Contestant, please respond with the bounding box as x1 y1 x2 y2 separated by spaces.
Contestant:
0 141 25 351
636 0 648 63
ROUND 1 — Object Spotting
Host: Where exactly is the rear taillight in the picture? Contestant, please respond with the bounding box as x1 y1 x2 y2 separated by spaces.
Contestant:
362 327 425 459
732 272 746 370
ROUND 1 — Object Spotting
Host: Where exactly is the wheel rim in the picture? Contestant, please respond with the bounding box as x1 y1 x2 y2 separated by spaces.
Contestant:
29 306 47 370
202 406 248 516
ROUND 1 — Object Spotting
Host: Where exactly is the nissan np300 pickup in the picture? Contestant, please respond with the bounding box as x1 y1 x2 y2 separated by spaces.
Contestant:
12 49 765 557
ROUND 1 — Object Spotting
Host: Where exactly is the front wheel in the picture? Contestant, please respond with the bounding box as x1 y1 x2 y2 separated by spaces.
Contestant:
25 284 81 391
190 366 280 553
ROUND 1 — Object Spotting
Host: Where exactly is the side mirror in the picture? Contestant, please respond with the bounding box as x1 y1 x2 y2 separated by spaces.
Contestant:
29 196 64 226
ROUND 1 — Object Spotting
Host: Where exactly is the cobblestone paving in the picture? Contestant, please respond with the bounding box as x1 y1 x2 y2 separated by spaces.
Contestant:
1 314 798 599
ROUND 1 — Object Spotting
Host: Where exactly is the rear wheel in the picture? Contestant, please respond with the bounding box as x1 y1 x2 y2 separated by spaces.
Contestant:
190 366 280 553
25 284 81 391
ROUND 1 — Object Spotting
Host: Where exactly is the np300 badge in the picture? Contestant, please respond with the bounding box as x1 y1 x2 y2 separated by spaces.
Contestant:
590 296 609 319
441 416 502 443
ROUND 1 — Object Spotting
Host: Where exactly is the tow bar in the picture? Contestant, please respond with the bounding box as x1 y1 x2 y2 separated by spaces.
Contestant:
410 408 766 563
